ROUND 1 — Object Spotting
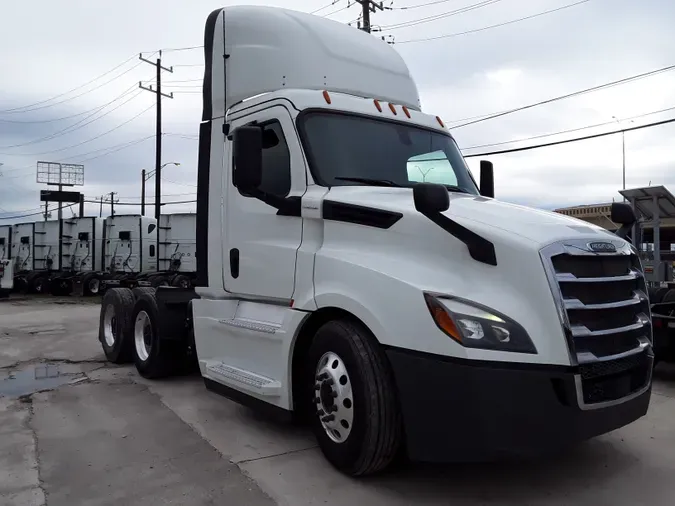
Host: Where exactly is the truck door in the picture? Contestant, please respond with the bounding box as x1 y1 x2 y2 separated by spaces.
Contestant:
223 105 304 300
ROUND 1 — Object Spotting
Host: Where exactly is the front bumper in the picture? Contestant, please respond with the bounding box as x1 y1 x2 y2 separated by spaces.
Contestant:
386 347 652 463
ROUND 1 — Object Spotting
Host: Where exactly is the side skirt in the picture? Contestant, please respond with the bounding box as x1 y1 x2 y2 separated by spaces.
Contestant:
203 377 294 423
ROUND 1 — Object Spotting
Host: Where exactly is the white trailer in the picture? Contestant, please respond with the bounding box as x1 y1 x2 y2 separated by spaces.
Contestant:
11 222 36 291
0 225 10 261
0 258 12 298
0 225 12 297
98 215 158 291
97 6 654 477
151 213 197 288
49 217 105 296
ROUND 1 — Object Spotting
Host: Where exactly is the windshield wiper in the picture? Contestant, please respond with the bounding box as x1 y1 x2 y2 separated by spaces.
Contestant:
335 177 403 188
444 185 470 194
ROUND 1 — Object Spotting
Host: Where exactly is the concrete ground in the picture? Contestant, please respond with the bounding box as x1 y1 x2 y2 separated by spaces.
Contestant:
2 296 675 506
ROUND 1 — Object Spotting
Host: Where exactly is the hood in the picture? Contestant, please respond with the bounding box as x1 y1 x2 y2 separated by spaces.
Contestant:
324 186 617 246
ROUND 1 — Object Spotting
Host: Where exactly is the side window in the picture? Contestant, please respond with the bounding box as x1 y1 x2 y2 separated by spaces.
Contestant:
149 245 155 257
238 121 291 197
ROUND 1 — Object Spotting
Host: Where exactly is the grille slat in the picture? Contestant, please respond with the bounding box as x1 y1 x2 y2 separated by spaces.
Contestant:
540 240 653 406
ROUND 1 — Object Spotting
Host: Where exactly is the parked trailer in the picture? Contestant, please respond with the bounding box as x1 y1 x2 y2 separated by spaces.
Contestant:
11 222 36 292
49 217 105 296
0 225 10 261
97 6 653 477
0 225 11 296
151 213 197 288
98 215 158 291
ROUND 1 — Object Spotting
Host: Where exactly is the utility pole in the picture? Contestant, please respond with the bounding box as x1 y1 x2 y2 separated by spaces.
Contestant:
139 51 174 222
99 196 103 218
109 191 117 216
354 0 383 33
141 169 146 216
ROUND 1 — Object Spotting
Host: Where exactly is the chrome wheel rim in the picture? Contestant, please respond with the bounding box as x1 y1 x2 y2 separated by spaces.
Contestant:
134 310 152 362
314 351 354 443
103 304 116 347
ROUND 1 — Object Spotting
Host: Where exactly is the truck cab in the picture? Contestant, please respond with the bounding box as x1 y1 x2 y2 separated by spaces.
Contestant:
98 5 653 477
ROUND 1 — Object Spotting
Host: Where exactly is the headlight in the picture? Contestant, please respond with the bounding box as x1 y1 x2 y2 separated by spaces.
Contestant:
424 293 537 354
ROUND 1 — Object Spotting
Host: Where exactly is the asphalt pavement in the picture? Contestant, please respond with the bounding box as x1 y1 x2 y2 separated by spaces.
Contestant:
2 295 675 506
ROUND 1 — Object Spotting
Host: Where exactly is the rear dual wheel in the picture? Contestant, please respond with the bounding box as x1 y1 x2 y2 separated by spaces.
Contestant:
131 292 185 379
98 288 135 363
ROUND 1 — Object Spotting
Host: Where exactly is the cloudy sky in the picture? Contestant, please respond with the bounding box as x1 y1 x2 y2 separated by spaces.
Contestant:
1 0 674 221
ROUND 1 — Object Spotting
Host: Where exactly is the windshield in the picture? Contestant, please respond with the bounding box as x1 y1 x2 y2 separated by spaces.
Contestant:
298 111 479 194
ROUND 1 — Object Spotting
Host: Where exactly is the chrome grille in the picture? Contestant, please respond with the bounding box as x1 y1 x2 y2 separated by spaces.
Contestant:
540 238 653 407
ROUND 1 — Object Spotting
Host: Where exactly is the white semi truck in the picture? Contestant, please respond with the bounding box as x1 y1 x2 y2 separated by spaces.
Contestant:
0 225 12 297
97 5 653 476
148 213 197 288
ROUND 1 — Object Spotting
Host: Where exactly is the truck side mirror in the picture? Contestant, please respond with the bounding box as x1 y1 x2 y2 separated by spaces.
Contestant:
413 183 450 214
611 202 636 225
479 160 494 198
233 125 263 191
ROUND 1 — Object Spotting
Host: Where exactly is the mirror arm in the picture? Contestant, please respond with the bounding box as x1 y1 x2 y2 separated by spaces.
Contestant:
615 223 632 241
247 188 301 217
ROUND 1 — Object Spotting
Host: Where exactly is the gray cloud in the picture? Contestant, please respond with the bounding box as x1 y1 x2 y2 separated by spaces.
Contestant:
2 0 675 221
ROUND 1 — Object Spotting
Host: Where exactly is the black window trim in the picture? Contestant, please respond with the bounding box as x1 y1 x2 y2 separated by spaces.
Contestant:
295 108 479 190
233 118 292 199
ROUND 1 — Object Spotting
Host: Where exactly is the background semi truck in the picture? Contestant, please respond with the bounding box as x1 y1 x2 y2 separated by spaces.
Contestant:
0 225 11 297
94 4 649 476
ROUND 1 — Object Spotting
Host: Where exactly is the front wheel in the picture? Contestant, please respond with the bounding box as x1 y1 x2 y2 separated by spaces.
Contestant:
307 319 402 476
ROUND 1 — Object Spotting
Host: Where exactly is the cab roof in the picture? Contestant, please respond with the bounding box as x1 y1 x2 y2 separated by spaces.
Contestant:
203 5 421 120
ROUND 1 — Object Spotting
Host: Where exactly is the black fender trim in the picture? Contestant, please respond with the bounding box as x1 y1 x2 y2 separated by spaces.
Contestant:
419 210 497 266
323 201 402 229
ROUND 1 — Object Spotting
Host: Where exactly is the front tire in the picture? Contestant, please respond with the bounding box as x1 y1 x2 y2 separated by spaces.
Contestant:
307 319 402 476
98 288 135 363
131 292 183 379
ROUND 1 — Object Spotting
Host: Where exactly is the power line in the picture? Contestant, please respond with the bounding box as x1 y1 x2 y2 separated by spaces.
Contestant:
463 116 675 158
385 0 457 9
463 104 675 151
450 61 675 129
0 60 146 115
160 45 204 52
0 103 155 157
0 54 139 113
0 87 141 150
0 204 75 221
377 0 502 30
311 1 342 14
396 0 591 43
322 1 357 17
162 177 197 187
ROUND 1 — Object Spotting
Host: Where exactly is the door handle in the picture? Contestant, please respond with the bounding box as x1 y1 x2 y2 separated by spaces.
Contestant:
229 248 239 278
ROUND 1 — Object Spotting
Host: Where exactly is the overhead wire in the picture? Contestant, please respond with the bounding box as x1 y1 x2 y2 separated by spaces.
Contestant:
385 0 458 9
0 103 155 157
449 62 675 129
463 116 675 158
0 86 142 149
0 60 146 115
310 1 342 14
0 53 143 113
396 0 591 43
377 0 502 30
462 104 675 151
